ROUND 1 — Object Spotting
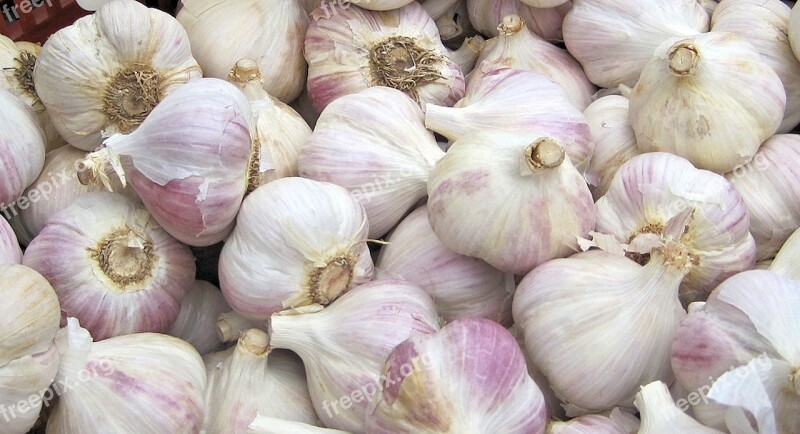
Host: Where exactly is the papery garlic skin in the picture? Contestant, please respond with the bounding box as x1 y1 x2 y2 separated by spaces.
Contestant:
269 280 439 432
365 318 547 434
630 32 786 174
248 416 350 434
376 205 513 325
168 281 231 356
0 345 59 434
427 131 595 275
770 226 800 280
635 381 724 433
790 3 800 63
0 88 45 206
470 15 595 110
466 0 572 42
220 177 374 321
596 152 756 303
563 0 709 88
0 264 60 366
299 87 444 238
34 0 201 151
547 410 640 434
0 218 21 265
47 318 206 434
305 2 464 112
712 0 800 132
583 95 639 199
23 193 195 340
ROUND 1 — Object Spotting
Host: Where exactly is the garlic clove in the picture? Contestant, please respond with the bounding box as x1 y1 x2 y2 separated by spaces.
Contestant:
0 87 46 207
0 345 59 434
466 0 572 42
298 86 444 239
168 280 231 356
635 381 725 433
247 416 351 434
0 217 21 265
770 226 800 280
23 192 196 340
583 95 639 200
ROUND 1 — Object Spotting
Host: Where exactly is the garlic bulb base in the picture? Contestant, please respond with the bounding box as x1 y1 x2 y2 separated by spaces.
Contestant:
103 65 161 135
13 49 36 101
669 43 700 75
369 36 445 101
660 240 698 271
526 137 566 170
304 251 357 306
91 227 156 288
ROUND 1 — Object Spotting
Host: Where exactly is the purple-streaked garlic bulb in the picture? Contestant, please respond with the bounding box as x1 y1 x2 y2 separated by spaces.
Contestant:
23 192 195 340
583 95 639 200
365 318 548 434
547 409 640 433
248 416 349 434
466 0 572 41
0 87 45 206
0 217 21 265
168 280 231 356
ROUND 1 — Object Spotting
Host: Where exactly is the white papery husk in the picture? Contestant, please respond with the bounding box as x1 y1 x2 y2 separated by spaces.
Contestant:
671 270 800 433
563 0 709 88
596 152 756 304
0 87 45 206
298 86 444 238
630 32 786 174
466 0 572 42
547 408 640 434
248 416 350 434
46 318 206 434
168 280 231 356
219 177 374 322
34 0 201 151
305 2 464 112
770 226 800 280
635 381 725 433
0 345 59 434
583 95 639 200
0 217 21 265
268 280 439 433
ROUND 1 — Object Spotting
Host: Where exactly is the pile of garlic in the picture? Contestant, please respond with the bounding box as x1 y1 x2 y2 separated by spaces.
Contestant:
1 0 800 432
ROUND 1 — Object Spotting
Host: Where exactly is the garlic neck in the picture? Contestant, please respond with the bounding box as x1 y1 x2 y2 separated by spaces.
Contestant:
228 58 269 101
369 36 444 101
103 63 162 134
238 328 270 357
498 14 524 36
306 251 357 306
668 42 700 76
14 50 37 102
90 227 157 290
217 310 259 343
524 137 566 171
659 239 698 271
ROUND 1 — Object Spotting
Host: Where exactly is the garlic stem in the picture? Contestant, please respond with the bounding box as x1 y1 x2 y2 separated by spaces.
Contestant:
668 43 700 76
229 58 262 84
498 14 524 36
217 310 261 343
525 137 566 170
239 328 270 357
424 103 468 141
447 36 485 74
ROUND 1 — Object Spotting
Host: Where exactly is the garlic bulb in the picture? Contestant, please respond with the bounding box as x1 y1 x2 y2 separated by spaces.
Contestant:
23 193 196 340
0 87 45 207
0 217 21 265
770 226 800 280
671 270 800 433
168 281 231 356
725 135 800 261
299 87 443 238
80 78 252 247
514 247 689 413
421 0 460 20
435 0 477 45
177 0 307 103
520 0 567 7
583 95 639 199
466 0 572 42
219 177 374 321
47 318 206 434
376 205 513 325
699 0 718 16
305 2 464 112
563 0 709 88
0 345 59 434
635 381 724 433
424 68 593 172
269 280 439 432
596 152 756 303
469 15 595 110
711 0 800 133
548 410 640 434
248 416 350 434
354 0 416 10
203 329 317 433
365 318 548 433
792 3 800 62
509 325 565 419
630 32 786 174
427 130 595 275
34 0 201 151
0 264 60 366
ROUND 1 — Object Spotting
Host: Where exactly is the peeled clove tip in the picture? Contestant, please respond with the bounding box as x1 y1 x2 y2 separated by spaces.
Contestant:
668 43 700 76
526 137 566 170
229 58 262 84
498 14 524 36
240 328 270 356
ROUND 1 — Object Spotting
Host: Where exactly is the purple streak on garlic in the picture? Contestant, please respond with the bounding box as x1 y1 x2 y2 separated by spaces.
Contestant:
583 95 639 200
298 87 444 239
0 87 45 206
168 280 231 356
596 152 756 304
427 130 596 275
547 409 640 434
365 318 547 434
770 226 800 280
305 2 464 113
219 177 374 321
424 68 593 172
23 192 195 340
376 205 513 325
466 0 572 42
725 134 800 261
0 217 21 264
635 381 724 433
268 280 439 432
563 0 709 88
80 78 253 247
0 345 59 434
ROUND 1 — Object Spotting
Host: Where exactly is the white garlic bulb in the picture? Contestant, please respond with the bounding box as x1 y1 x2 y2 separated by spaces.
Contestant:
305 2 464 112
635 381 724 433
298 86 444 238
0 87 45 207
80 78 253 247
219 177 374 321
548 410 640 434
583 95 639 199
365 318 548 433
248 416 349 434
510 325 565 419
0 264 60 366
770 226 800 280
466 0 572 41
47 318 207 434
596 152 756 304
34 0 201 151
428 130 595 275
23 193 196 340
168 281 231 356
630 32 786 174
790 2 800 63
376 205 513 325
202 329 317 433
424 68 593 172
564 0 709 88
519 0 567 7
0 345 59 434
0 217 21 265
513 247 688 413
469 15 595 110
712 0 800 133
671 270 800 433
177 0 307 103
269 280 439 432
355 0 416 10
